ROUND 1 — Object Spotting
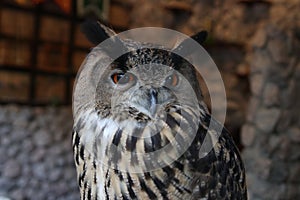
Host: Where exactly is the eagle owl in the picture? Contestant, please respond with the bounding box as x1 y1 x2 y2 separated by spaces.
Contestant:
72 21 247 200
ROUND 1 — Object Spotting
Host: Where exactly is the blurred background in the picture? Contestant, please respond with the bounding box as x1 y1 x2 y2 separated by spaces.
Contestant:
0 0 299 199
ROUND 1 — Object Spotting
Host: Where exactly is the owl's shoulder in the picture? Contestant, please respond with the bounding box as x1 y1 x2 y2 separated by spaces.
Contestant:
183 113 247 199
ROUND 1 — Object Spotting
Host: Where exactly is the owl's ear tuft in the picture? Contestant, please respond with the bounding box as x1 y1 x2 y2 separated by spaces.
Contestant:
173 31 207 57
191 31 208 45
81 20 116 45
81 20 127 56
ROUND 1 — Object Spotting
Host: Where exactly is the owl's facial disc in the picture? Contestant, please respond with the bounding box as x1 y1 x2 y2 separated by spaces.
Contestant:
109 67 179 120
107 52 194 122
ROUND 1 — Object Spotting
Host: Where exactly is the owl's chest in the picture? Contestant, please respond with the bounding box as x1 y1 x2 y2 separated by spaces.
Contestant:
95 162 195 200
75 110 200 199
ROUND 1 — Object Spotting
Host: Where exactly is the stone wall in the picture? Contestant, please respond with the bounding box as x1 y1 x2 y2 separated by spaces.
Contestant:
0 106 79 200
241 1 300 199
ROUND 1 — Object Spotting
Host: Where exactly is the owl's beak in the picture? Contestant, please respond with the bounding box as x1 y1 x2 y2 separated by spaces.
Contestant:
149 88 158 116
131 86 174 119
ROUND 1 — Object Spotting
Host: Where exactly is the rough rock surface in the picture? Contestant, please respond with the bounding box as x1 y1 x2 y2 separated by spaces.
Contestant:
0 106 79 200
241 1 300 199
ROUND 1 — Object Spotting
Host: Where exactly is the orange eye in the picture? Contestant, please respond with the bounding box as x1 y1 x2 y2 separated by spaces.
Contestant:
111 72 135 85
165 73 179 87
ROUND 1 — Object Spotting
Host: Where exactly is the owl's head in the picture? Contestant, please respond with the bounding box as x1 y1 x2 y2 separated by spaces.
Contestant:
73 21 207 124
73 22 210 171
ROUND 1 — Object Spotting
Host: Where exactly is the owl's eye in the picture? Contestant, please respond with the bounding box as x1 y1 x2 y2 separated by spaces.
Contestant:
165 72 179 87
111 72 135 85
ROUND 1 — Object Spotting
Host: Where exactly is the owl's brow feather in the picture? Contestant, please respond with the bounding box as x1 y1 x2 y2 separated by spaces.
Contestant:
109 48 192 72
109 53 130 71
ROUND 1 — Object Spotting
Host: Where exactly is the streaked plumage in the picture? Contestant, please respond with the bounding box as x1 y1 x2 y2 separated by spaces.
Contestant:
72 21 247 200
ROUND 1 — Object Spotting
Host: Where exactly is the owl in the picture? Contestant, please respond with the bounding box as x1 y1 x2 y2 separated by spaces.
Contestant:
72 21 247 200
